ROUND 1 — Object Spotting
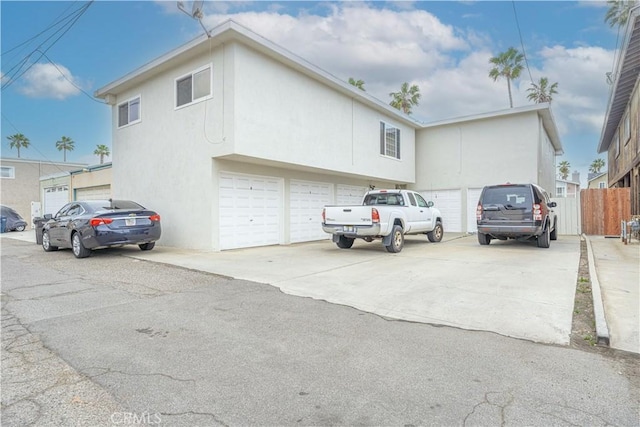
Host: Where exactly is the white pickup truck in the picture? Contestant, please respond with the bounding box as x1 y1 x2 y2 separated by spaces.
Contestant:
322 189 444 253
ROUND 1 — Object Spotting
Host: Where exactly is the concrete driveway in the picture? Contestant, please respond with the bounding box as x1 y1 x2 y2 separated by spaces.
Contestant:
130 233 580 345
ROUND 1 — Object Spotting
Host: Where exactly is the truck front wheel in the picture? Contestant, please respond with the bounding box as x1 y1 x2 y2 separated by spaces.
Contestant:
385 225 404 253
427 221 443 242
336 235 355 249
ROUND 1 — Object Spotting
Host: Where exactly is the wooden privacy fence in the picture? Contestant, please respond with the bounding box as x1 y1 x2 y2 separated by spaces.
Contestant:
580 188 631 236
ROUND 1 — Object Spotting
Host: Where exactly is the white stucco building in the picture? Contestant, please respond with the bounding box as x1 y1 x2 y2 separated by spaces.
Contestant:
96 20 562 251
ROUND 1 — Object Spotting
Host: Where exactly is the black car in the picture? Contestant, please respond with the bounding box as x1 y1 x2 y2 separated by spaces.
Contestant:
42 200 161 258
476 183 557 248
1 205 28 232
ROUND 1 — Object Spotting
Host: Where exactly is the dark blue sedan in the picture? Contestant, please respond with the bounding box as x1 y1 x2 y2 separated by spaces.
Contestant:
42 200 161 258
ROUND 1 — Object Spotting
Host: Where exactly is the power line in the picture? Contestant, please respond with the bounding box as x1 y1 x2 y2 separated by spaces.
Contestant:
1 1 94 91
511 0 534 84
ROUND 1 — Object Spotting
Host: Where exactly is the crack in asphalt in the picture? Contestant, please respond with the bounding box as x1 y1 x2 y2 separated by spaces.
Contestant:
161 410 229 426
83 366 197 384
462 390 514 426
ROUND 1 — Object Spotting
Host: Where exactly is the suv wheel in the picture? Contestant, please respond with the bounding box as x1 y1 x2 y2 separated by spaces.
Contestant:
478 232 491 245
550 220 558 241
537 224 550 248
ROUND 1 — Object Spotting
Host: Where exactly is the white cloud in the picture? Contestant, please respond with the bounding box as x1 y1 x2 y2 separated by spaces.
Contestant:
17 63 81 100
196 2 614 139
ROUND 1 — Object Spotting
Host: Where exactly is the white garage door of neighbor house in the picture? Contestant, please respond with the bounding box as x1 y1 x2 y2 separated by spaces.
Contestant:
290 180 333 243
337 184 368 205
420 189 462 232
219 173 282 250
44 186 69 216
75 185 111 201
466 188 483 233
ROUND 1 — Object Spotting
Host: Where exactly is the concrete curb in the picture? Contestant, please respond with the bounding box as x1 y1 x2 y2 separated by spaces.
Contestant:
583 234 610 346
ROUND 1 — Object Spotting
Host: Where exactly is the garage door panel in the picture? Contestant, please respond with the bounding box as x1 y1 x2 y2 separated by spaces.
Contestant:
44 186 69 216
219 173 282 250
467 188 483 233
290 180 333 243
337 185 368 205
420 189 461 233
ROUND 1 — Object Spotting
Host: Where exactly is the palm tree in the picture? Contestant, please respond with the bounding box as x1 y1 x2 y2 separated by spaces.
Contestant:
527 77 559 104
590 158 606 174
56 136 75 162
489 47 524 108
93 144 110 164
604 0 638 28
558 160 571 180
389 82 421 115
7 133 30 158
348 77 365 91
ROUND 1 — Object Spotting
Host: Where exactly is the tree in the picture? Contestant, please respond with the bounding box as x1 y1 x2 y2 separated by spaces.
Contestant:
590 158 606 174
527 77 559 104
56 136 75 162
348 77 365 91
489 47 524 108
7 133 30 158
604 0 638 28
94 144 110 164
389 82 421 115
558 160 571 180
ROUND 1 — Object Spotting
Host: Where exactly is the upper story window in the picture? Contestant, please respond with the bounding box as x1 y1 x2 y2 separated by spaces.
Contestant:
598 182 606 189
176 65 211 108
380 121 401 159
118 96 141 128
1 166 15 179
623 113 630 145
556 186 565 197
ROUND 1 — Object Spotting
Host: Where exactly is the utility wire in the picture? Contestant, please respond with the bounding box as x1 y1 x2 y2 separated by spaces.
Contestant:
511 0 534 84
35 50 105 104
1 1 93 91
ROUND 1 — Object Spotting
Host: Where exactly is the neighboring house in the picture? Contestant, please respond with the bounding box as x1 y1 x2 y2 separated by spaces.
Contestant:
70 162 112 200
555 178 580 198
39 163 113 217
597 5 640 215
587 172 608 189
95 20 562 251
1 157 86 226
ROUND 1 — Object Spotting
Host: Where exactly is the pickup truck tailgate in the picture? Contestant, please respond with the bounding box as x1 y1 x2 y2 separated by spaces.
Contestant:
323 206 374 226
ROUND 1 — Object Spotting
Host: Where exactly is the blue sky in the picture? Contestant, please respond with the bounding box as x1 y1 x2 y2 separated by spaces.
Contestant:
0 1 624 185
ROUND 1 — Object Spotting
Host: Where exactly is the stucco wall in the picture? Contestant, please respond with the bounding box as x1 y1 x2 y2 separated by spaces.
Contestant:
414 113 540 190
231 43 416 183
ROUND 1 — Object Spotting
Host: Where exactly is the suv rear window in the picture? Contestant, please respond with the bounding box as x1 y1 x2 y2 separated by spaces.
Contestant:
482 186 532 210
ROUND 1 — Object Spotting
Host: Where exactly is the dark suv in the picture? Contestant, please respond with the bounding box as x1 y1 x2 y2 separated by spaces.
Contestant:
476 183 557 248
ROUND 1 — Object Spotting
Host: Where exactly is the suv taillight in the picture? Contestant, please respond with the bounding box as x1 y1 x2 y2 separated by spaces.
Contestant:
476 204 482 220
533 203 542 221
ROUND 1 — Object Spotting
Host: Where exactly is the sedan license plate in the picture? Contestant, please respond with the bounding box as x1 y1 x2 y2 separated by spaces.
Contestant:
343 225 355 233
125 218 136 226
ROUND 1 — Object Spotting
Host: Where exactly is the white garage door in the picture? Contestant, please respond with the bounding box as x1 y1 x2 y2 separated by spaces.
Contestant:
337 184 368 205
467 188 483 233
219 173 282 250
420 189 462 232
43 185 69 216
75 185 111 201
290 180 333 243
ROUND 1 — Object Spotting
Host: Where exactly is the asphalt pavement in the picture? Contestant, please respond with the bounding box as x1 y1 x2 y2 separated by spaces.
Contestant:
1 237 639 426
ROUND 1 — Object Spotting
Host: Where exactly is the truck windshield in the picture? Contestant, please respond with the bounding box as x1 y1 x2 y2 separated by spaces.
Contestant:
364 194 405 206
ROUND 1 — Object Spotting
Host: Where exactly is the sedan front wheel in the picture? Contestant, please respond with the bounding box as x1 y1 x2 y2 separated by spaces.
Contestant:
42 230 58 252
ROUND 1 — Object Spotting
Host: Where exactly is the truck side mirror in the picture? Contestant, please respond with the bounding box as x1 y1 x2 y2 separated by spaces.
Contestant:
548 202 557 208
427 201 434 208
44 214 53 220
